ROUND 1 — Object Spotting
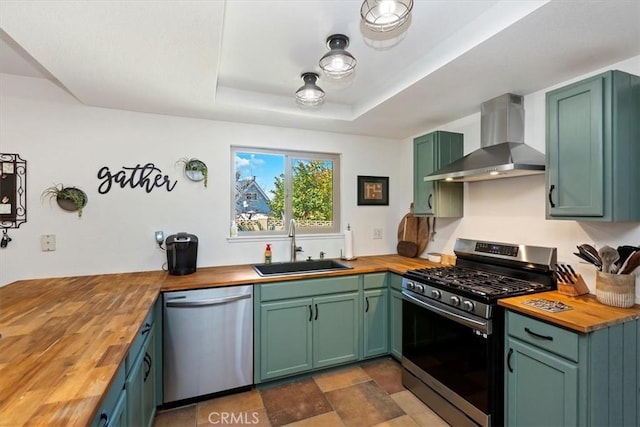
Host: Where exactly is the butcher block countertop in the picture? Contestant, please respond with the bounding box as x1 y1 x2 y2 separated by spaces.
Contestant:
161 254 436 291
499 291 640 333
0 255 433 426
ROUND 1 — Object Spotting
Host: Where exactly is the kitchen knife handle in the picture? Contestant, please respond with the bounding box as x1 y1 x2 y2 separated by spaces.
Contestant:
507 348 514 373
548 185 556 208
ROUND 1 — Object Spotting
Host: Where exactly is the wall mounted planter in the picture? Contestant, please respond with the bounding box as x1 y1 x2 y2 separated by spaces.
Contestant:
177 158 208 187
42 184 88 218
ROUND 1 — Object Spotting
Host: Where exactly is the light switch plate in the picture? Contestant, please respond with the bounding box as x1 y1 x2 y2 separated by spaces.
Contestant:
373 228 383 239
41 234 56 251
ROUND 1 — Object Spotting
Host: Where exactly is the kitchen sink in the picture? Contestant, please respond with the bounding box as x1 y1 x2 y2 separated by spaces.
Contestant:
252 259 353 276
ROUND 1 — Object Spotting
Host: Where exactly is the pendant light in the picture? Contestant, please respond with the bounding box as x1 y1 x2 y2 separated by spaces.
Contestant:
360 0 414 32
295 72 325 107
319 34 357 79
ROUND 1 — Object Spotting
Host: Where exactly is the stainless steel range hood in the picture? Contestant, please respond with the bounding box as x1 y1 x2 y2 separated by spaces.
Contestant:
425 94 545 182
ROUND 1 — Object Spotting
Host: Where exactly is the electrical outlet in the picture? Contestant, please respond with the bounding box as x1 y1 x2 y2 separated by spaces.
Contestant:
373 228 383 239
155 231 165 245
41 234 56 252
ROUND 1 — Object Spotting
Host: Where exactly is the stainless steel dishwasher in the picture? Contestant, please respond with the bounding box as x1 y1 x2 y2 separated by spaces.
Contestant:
163 285 253 403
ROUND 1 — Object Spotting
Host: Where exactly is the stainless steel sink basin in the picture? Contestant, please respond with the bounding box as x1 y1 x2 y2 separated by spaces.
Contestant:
252 259 353 276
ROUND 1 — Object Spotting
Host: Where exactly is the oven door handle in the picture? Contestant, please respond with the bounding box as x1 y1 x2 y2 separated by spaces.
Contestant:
403 292 491 334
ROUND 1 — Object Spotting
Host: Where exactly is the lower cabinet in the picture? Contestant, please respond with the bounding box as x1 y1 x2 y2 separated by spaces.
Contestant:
363 273 389 359
256 276 360 382
505 310 640 426
92 301 159 427
388 273 403 360
126 325 156 427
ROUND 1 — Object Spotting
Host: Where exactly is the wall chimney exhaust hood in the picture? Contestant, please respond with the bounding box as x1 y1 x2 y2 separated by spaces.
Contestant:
425 94 545 182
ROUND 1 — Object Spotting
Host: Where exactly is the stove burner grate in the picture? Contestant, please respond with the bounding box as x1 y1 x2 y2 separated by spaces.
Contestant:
405 266 546 297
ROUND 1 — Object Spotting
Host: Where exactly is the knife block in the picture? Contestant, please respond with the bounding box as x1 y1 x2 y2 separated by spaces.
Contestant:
557 273 590 296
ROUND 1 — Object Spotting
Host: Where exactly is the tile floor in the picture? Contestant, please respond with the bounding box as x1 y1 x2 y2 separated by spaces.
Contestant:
153 358 449 427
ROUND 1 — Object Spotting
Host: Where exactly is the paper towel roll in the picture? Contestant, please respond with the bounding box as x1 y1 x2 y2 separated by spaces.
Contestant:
344 227 354 260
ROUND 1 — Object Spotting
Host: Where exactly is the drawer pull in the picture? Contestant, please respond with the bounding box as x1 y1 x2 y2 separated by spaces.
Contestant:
507 348 514 373
141 322 152 335
525 327 553 341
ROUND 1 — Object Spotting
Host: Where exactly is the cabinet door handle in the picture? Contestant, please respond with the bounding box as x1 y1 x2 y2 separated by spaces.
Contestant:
144 352 152 382
100 412 110 427
365 297 370 313
314 303 318 320
308 305 313 322
525 327 554 341
427 193 433 210
548 185 556 208
507 348 514 373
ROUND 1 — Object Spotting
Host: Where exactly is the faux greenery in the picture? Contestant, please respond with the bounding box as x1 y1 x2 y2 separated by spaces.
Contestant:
177 157 208 187
41 184 87 218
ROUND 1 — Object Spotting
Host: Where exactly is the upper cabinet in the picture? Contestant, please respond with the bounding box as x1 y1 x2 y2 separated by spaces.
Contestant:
413 131 464 217
546 70 640 221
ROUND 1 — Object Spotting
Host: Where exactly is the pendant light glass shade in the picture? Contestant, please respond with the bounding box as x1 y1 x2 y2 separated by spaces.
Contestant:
319 34 357 79
295 72 325 107
360 0 414 32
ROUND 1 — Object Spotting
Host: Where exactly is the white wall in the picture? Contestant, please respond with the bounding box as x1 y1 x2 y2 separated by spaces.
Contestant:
0 75 411 285
413 55 640 302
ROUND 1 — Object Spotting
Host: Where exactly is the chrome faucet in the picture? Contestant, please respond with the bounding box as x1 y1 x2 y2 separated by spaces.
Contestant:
288 219 303 262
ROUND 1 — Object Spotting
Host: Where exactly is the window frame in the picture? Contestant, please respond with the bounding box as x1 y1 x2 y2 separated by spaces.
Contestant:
231 146 341 236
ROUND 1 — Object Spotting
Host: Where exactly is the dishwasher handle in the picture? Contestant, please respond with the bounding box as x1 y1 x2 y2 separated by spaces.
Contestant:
165 293 251 308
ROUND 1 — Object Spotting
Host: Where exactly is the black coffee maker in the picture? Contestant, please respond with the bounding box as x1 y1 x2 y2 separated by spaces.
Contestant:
166 232 198 275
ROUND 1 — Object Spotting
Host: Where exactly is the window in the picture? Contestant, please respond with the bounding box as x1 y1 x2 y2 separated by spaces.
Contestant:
232 147 340 235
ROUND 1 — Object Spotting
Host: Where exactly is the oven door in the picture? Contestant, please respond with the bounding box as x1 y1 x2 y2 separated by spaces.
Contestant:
402 290 500 427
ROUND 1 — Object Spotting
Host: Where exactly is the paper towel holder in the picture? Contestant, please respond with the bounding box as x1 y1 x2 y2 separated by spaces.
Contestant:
341 224 358 260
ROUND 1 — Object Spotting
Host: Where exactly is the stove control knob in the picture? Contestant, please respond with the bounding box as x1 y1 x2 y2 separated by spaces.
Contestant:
463 301 475 312
450 296 461 306
415 284 425 293
431 289 441 299
407 282 415 290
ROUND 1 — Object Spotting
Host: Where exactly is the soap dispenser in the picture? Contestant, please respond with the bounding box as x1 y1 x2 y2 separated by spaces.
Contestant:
264 244 272 264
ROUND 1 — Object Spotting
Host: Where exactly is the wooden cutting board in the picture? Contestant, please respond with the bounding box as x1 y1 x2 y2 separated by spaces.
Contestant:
397 204 429 257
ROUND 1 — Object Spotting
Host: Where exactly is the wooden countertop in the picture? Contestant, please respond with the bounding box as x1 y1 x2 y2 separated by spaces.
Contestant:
0 271 163 426
499 291 640 333
0 255 434 426
161 255 436 291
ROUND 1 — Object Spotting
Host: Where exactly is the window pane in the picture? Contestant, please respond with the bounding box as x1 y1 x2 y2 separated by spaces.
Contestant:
291 158 334 231
234 152 285 232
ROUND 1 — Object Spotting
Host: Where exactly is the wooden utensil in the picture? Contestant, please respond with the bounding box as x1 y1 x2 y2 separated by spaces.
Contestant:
598 245 619 274
620 250 640 275
397 204 418 258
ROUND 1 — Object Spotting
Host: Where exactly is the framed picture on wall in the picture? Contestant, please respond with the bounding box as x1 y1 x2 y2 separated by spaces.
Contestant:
357 176 389 206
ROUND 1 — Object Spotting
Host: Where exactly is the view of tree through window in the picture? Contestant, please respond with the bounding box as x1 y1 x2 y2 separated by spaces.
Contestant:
232 148 339 235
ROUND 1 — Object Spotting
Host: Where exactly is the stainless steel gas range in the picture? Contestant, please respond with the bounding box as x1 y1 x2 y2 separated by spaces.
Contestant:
401 238 557 427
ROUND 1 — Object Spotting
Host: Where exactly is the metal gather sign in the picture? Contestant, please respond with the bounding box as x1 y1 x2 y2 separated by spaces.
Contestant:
97 163 177 194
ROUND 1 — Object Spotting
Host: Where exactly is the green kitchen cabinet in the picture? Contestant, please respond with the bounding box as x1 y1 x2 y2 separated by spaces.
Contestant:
126 324 156 427
388 273 403 360
505 310 640 426
259 298 314 380
313 292 360 367
91 364 127 427
255 276 360 382
546 70 640 221
413 130 464 217
363 273 389 358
